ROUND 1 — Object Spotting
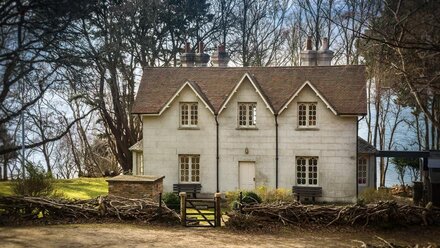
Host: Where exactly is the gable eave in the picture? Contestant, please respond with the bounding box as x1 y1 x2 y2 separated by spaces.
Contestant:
278 81 338 116
155 81 215 116
218 73 275 115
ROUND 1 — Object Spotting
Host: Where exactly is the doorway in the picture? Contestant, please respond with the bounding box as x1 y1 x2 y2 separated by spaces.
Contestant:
239 161 255 190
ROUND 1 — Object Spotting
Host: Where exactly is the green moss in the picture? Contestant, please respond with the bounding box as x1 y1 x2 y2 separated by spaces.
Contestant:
0 178 108 200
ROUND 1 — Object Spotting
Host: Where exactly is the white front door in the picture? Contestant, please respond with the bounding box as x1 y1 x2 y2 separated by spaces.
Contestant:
239 161 255 190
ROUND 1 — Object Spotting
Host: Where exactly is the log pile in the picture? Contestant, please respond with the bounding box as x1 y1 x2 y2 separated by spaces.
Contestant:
0 196 180 225
226 201 440 230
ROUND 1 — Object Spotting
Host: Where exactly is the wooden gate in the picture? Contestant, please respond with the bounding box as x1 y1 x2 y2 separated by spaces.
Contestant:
179 192 221 227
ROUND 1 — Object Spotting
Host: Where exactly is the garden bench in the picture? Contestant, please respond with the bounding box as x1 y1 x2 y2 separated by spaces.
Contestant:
292 186 322 202
173 183 202 198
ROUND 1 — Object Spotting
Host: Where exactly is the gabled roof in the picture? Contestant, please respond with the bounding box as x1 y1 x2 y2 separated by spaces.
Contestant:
132 66 367 115
279 81 337 115
358 137 377 154
129 140 143 152
218 73 274 114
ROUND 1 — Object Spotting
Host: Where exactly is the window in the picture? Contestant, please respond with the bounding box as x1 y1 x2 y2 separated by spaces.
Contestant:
296 157 318 185
298 103 317 127
238 103 256 128
358 157 368 185
179 155 200 183
136 153 143 175
180 103 198 127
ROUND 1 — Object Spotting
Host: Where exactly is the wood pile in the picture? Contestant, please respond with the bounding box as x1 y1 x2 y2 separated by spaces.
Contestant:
0 196 180 224
226 201 440 229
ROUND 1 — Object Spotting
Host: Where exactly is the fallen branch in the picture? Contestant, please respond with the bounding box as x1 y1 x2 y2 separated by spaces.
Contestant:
0 196 180 224
226 201 440 229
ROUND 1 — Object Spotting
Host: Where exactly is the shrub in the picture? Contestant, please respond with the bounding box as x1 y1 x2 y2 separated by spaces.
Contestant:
256 186 293 203
225 191 240 209
12 163 54 197
359 188 395 204
162 192 180 210
225 190 262 210
241 191 262 204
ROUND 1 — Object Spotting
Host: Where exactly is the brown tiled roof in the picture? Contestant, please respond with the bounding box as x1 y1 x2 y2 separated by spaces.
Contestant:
132 66 367 115
358 137 377 154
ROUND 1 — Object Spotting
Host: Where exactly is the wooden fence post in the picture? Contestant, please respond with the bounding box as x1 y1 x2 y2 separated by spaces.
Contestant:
214 193 221 227
179 192 187 226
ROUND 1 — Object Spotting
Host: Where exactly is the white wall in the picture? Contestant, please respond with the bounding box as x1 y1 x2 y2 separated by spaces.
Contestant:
141 80 358 202
278 85 357 202
218 79 276 191
142 86 217 192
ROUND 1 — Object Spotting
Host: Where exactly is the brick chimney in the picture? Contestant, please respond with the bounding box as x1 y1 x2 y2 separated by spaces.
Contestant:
317 37 334 66
180 42 195 67
300 36 317 66
211 43 230 67
194 41 210 67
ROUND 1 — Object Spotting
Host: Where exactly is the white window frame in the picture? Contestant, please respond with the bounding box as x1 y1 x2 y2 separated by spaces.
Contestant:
296 156 319 186
237 102 257 128
298 102 317 128
136 152 143 175
179 155 200 183
358 156 368 185
180 102 198 128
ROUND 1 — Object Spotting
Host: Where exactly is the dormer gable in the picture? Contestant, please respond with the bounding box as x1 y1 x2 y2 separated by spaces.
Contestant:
278 81 337 116
218 73 274 115
143 81 214 116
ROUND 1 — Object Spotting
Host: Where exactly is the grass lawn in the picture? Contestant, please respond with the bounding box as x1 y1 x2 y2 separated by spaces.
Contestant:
0 178 108 200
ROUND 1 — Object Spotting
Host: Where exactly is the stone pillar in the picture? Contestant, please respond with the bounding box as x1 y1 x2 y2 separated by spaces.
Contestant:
317 37 334 66
300 36 317 66
179 192 187 226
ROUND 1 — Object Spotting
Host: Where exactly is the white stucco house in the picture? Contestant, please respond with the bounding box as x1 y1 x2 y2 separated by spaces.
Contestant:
130 39 376 202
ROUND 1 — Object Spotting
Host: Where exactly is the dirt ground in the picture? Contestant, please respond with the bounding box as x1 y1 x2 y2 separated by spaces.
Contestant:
1 223 439 248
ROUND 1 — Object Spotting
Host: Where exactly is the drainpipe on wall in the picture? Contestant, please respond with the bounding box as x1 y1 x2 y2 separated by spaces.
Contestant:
356 116 365 199
275 114 279 189
215 114 219 193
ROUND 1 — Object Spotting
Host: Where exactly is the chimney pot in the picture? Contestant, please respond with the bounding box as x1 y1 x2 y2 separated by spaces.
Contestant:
195 41 209 66
184 42 191 53
198 41 204 54
317 37 333 66
306 36 312 50
211 43 229 67
320 37 329 51
180 41 195 67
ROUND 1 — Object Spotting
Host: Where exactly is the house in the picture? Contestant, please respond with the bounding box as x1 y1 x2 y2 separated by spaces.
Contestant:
131 38 375 202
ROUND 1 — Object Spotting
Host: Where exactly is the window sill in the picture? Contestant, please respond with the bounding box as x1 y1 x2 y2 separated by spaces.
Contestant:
295 127 320 131
236 127 259 130
178 127 200 130
294 185 321 188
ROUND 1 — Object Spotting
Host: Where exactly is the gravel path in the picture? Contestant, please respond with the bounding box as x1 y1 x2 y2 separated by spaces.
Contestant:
1 224 439 248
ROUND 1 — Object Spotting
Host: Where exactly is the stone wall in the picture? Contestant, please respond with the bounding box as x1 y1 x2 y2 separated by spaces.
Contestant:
107 175 164 200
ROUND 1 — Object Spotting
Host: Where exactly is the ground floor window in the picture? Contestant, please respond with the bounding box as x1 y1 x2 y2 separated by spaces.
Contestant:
296 156 318 185
179 155 200 183
358 156 368 185
136 152 143 175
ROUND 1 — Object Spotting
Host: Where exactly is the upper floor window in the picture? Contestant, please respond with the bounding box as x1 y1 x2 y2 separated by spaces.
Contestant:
238 102 256 128
358 157 368 185
296 156 318 186
179 155 200 183
298 103 317 127
180 102 198 127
